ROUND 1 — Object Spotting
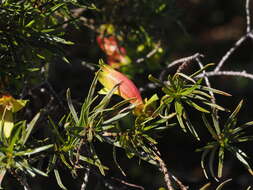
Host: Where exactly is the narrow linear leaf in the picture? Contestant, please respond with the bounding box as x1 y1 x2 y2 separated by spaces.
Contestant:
113 146 126 176
233 121 253 134
230 147 253 175
224 100 243 130
180 84 200 96
175 101 187 132
17 144 53 156
148 74 164 86
203 102 227 112
31 167 48 177
94 83 120 111
201 149 210 179
66 89 79 123
199 182 211 190
22 112 40 145
216 179 232 190
190 63 215 78
90 143 105 176
103 112 130 125
176 72 196 83
185 99 210 113
217 147 224 178
202 114 218 140
200 86 232 96
212 113 221 136
46 3 65 16
185 115 200 140
209 147 218 181
86 68 100 104
54 169 68 190
192 90 212 99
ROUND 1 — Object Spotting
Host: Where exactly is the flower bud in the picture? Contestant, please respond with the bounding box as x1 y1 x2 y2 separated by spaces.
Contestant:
98 65 143 114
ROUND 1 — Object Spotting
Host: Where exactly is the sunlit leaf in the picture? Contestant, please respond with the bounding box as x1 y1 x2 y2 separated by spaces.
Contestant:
185 99 209 113
190 63 215 78
66 89 78 123
199 182 211 190
228 146 253 175
54 169 68 190
21 112 40 145
216 179 232 190
202 114 218 140
209 147 218 181
217 146 224 178
175 101 186 132
176 72 196 83
224 100 243 130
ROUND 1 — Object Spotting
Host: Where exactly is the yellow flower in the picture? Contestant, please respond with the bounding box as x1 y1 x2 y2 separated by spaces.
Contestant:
0 95 28 138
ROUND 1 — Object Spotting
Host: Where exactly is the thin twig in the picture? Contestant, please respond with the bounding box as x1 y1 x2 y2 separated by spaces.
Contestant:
75 138 85 168
215 0 252 71
246 0 251 33
81 166 90 190
150 144 188 190
136 42 161 63
11 170 31 190
196 70 253 80
113 146 126 176
159 53 204 81
148 144 173 190
167 53 204 70
111 177 145 190
214 35 248 72
171 175 188 190
155 156 174 190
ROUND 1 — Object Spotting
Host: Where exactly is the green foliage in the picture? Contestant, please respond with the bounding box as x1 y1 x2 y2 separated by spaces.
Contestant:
0 0 86 92
148 67 230 140
1 0 253 189
0 113 52 187
197 100 253 179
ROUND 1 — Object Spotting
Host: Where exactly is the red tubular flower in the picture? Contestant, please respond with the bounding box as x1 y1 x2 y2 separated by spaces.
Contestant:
97 36 120 56
97 35 130 69
98 64 143 114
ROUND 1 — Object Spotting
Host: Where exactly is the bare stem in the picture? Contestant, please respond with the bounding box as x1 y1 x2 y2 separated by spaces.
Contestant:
215 0 252 71
150 144 188 190
167 53 204 70
81 166 90 190
136 42 161 63
160 53 204 81
214 35 248 72
111 177 145 190
11 170 31 190
171 175 188 190
155 156 174 190
196 70 253 80
246 0 252 33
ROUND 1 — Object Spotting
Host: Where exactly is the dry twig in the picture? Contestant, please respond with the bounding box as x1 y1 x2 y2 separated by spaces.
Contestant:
159 53 204 81
197 70 253 80
214 0 253 72
136 42 161 63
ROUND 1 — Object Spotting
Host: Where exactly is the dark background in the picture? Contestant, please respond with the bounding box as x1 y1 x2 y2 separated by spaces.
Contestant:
4 0 253 189
47 0 253 189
